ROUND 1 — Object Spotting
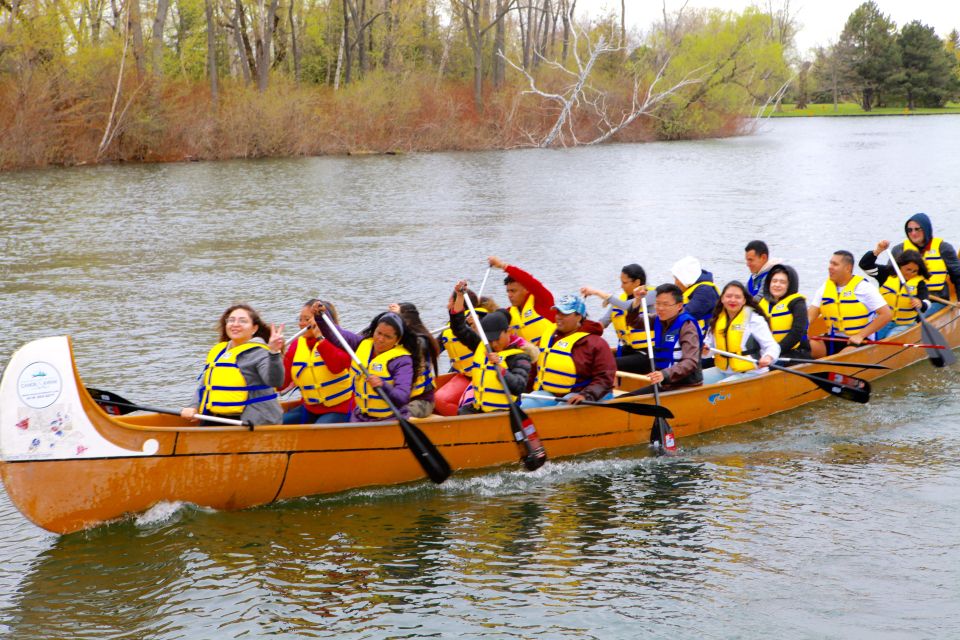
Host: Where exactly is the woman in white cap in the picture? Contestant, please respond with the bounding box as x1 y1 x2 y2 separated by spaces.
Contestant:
522 294 617 408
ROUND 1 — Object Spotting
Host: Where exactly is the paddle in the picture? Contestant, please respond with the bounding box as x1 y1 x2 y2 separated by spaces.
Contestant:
811 336 947 349
476 266 492 299
318 312 452 484
86 387 250 426
640 297 677 454
930 294 959 308
774 356 889 370
709 349 871 404
886 249 955 367
463 292 547 471
520 393 673 418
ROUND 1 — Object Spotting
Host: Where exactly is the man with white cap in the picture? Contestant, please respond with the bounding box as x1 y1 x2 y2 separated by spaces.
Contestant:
672 255 720 335
522 293 617 408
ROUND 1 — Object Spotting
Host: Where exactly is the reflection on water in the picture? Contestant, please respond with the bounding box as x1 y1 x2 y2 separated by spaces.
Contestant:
2 116 960 637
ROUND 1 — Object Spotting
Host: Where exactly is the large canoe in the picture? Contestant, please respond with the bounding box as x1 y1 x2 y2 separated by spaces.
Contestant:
3 303 959 534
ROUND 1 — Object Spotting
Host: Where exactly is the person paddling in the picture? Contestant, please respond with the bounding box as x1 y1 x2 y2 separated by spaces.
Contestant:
758 264 811 362
808 250 893 358
434 287 488 416
626 284 703 393
580 263 653 374
182 303 284 426
702 281 780 383
522 294 617 408
317 307 423 422
487 256 557 348
880 213 960 303
282 300 353 424
859 244 931 338
390 302 440 418
449 280 537 415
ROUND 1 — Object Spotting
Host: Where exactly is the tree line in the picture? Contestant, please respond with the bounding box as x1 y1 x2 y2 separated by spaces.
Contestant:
797 1 959 110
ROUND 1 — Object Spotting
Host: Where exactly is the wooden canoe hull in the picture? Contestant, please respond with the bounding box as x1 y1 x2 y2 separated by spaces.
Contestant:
2 303 958 534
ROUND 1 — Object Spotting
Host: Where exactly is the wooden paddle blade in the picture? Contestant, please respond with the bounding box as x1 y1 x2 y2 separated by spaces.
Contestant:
397 418 452 484
510 403 547 471
807 372 871 403
86 387 137 416
920 320 954 367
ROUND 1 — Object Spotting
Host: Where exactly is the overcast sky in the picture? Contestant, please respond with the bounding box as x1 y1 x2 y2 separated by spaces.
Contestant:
579 1 960 55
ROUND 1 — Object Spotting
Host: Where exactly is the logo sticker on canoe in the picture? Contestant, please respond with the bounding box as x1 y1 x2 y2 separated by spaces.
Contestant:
708 392 730 405
17 362 62 409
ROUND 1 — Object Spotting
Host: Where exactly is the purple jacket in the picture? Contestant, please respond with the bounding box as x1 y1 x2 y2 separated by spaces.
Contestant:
319 322 414 421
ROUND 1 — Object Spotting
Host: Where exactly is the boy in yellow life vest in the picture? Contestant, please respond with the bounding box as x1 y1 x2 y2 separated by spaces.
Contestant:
434 286 488 416
859 246 931 338
448 282 539 415
580 263 654 374
487 255 557 348
808 250 893 358
874 213 960 302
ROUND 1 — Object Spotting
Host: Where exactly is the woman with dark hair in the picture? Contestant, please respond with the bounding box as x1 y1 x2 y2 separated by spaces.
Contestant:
759 264 811 362
702 282 780 384
580 263 654 374
181 303 285 425
435 287 489 416
317 306 422 422
282 299 353 424
390 301 440 418
860 244 932 337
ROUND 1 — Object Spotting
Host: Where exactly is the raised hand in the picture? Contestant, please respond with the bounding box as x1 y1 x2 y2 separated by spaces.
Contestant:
268 323 285 353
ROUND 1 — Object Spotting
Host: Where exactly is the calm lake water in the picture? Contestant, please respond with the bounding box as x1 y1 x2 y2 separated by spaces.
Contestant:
2 116 960 638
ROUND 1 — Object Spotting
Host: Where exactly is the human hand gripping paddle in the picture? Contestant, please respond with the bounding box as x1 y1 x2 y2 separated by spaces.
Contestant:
640 296 677 455
463 290 547 471
318 311 452 484
709 348 871 404
885 249 955 368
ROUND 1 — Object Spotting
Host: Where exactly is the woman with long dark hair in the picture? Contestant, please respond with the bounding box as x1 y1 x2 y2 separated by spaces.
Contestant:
581 262 653 374
391 301 440 418
317 306 423 422
702 281 779 384
181 303 285 425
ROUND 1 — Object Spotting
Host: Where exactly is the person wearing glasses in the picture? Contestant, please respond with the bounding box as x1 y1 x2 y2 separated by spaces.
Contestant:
866 214 960 304
858 246 932 338
625 283 704 392
182 303 285 426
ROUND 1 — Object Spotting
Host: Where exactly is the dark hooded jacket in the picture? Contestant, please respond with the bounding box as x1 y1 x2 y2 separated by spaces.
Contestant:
890 213 960 297
761 264 811 361
684 269 721 325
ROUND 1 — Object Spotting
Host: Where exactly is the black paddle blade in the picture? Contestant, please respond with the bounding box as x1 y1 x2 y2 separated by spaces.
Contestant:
808 372 871 404
397 418 452 484
778 357 890 370
86 387 137 416
581 400 675 418
509 403 547 471
649 416 678 456
920 320 955 367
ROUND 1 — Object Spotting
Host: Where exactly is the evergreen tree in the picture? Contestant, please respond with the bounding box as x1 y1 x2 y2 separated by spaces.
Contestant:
836 1 899 110
890 21 959 108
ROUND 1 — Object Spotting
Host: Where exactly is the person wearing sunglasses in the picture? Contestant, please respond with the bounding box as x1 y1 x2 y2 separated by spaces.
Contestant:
864 213 960 304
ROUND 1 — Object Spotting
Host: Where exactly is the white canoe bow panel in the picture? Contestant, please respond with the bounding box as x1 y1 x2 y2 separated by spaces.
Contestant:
0 336 158 461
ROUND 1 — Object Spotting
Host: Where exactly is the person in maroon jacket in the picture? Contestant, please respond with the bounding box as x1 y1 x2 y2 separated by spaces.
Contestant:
521 294 617 408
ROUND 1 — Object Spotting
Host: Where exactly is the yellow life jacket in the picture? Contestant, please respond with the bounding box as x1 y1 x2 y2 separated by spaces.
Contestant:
411 358 435 400
683 281 721 333
610 292 652 350
438 308 487 376
290 337 352 407
534 329 590 395
759 293 805 342
879 274 924 325
712 308 757 372
509 296 555 347
820 276 874 335
470 344 526 412
350 339 412 419
904 236 947 294
197 341 277 415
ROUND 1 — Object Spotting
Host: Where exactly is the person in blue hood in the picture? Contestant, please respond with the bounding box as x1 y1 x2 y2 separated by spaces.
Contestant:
862 213 960 301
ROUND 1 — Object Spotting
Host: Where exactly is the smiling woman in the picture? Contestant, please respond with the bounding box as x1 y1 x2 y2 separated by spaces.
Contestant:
180 304 285 426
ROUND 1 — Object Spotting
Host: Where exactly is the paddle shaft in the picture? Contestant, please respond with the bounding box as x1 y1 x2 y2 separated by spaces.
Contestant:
477 267 491 299
811 335 946 349
463 292 546 466
319 313 451 484
519 394 673 418
930 295 959 308
640 297 676 453
96 397 247 426
776 357 888 370
710 348 869 400
884 249 953 367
